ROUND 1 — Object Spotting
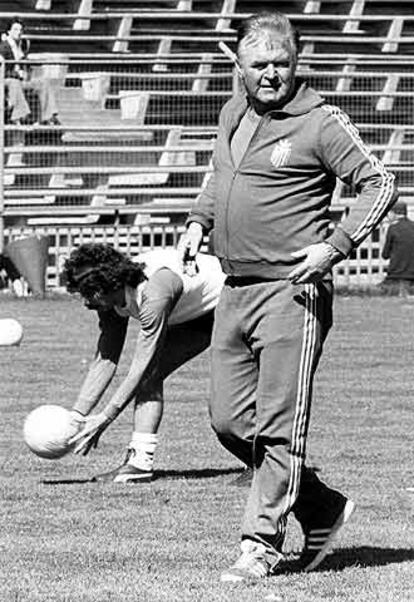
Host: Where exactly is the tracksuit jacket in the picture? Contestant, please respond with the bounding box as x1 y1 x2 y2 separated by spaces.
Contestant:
189 79 398 279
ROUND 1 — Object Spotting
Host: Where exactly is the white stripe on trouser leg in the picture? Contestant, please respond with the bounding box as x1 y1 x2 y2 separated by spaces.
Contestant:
275 284 318 546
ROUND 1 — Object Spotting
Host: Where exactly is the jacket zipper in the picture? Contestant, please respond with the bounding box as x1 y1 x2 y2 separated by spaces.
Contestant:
224 113 269 265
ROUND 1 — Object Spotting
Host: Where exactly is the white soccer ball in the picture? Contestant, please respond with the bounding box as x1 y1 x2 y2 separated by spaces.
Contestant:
0 318 23 346
23 405 79 460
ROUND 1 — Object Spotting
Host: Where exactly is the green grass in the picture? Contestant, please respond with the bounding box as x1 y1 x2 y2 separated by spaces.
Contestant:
1 295 414 602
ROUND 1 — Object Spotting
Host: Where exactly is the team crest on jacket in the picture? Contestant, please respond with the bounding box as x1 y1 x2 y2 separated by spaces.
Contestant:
270 139 292 168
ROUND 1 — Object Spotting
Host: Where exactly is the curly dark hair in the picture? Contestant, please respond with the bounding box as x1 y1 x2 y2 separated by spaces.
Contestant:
5 17 24 34
62 243 146 300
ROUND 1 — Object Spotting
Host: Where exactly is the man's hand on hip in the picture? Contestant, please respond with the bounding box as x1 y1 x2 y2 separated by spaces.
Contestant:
289 242 343 284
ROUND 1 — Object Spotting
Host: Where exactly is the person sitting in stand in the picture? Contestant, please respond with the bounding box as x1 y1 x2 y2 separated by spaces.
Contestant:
0 17 61 125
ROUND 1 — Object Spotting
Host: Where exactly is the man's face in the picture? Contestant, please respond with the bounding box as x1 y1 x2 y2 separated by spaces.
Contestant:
8 23 23 42
238 30 297 113
72 265 122 310
82 289 119 311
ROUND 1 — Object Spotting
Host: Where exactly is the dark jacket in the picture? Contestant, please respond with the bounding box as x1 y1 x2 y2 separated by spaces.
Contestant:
382 217 414 280
188 79 398 279
0 39 27 79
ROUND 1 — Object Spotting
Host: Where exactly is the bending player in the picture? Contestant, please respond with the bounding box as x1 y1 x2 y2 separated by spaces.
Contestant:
64 242 225 482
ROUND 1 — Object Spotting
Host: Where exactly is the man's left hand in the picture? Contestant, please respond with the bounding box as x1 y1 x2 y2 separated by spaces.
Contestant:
289 242 342 284
69 412 111 456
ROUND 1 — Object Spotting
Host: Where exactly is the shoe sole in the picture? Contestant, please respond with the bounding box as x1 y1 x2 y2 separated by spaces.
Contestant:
92 472 121 482
113 473 153 483
220 571 267 584
220 574 245 583
304 499 355 572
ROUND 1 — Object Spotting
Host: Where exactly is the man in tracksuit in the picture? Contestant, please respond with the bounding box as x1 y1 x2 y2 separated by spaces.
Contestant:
179 11 398 583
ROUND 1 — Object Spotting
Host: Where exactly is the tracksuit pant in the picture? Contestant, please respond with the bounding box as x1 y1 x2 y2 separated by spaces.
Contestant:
210 277 336 566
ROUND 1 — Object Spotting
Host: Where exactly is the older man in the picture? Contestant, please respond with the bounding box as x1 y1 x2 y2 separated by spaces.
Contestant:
179 11 398 583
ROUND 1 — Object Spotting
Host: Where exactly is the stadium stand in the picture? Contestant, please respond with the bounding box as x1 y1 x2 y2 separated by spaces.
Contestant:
0 0 413 287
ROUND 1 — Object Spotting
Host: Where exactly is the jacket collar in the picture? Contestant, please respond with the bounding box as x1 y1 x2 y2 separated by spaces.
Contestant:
231 78 325 124
275 78 325 115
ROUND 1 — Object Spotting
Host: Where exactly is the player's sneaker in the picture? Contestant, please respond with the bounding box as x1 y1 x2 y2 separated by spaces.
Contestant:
220 541 273 583
113 464 153 483
300 496 355 572
92 449 153 483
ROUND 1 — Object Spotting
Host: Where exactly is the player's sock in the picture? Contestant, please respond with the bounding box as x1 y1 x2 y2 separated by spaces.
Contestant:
127 432 158 472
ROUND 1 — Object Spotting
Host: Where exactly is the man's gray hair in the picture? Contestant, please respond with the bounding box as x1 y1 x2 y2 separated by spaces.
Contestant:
236 11 300 56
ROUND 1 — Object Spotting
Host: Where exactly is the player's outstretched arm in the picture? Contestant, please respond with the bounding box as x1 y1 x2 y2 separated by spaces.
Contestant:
71 270 183 455
72 310 128 417
72 354 118 417
70 411 111 455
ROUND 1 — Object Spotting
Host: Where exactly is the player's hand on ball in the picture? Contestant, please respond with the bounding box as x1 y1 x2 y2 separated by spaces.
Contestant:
289 242 343 284
69 412 111 456
69 410 86 429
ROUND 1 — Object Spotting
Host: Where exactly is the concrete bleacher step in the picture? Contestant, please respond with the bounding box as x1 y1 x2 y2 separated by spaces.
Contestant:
56 86 152 141
94 0 179 8
364 1 414 16
0 1 38 10
45 0 82 11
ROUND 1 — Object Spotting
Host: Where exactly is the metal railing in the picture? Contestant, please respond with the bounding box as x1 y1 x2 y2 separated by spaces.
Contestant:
2 221 391 290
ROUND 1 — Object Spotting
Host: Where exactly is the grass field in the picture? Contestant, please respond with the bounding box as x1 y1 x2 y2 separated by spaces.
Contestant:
1 294 414 602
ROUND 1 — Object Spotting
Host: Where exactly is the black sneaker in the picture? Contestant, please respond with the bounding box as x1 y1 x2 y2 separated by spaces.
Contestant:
92 449 153 483
40 115 61 126
300 496 355 571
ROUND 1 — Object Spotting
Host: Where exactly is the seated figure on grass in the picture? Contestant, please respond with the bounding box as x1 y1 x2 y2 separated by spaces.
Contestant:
0 17 61 125
64 242 225 483
0 252 24 297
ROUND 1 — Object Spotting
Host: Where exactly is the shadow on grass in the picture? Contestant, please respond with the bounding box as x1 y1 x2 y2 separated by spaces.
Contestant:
153 466 245 480
41 466 245 485
42 477 95 485
282 546 414 573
